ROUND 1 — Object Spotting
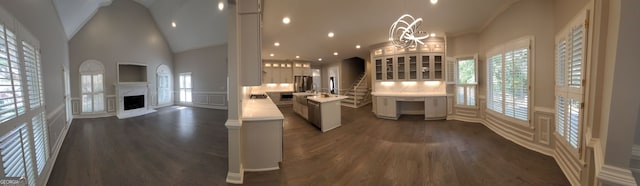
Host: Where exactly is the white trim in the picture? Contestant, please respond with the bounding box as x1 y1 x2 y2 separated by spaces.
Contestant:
446 115 483 123
73 112 116 119
42 114 73 186
244 167 280 172
177 103 228 110
226 171 244 184
599 164 638 186
590 139 604 178
534 106 555 114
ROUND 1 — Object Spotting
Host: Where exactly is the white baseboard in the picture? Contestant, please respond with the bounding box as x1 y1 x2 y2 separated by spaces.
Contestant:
177 102 228 110
226 171 244 184
73 112 116 119
598 164 638 186
42 118 72 186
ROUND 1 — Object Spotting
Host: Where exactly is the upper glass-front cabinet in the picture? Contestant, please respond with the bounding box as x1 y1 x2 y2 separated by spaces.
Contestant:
370 37 446 81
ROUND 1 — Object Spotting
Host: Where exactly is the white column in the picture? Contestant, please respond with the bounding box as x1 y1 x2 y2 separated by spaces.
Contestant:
225 0 244 184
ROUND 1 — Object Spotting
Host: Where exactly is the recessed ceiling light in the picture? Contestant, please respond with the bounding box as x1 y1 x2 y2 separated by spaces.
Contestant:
295 56 300 59
430 0 438 5
333 52 338 56
318 58 323 61
218 2 224 10
328 32 334 38
430 33 436 37
356 45 361 49
270 53 274 57
171 22 176 28
282 17 291 24
274 42 280 46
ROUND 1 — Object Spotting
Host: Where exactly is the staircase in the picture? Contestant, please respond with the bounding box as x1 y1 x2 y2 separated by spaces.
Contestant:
341 73 371 108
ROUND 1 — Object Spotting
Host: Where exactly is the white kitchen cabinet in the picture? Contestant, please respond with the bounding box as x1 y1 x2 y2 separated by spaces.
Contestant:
293 62 311 76
376 96 398 119
425 96 447 120
238 0 262 86
370 37 446 82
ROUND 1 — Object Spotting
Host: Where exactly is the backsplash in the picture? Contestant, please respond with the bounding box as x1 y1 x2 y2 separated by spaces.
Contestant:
373 81 446 94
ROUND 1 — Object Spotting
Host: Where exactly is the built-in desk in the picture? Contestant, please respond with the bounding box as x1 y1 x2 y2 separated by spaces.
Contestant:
372 92 447 120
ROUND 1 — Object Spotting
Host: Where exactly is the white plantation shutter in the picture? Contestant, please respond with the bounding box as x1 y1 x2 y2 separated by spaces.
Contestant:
487 54 503 113
456 86 464 105
6 29 24 116
486 37 531 121
569 25 584 87
80 60 105 113
0 124 36 186
467 85 475 106
31 112 48 175
0 24 17 122
23 42 41 110
556 96 565 136
555 10 587 150
179 73 192 103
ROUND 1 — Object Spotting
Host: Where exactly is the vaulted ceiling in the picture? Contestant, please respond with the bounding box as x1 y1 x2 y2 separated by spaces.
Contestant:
53 0 227 53
53 0 520 61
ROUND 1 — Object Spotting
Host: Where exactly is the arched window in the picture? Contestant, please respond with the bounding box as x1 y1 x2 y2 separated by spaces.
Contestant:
156 64 172 106
79 60 105 113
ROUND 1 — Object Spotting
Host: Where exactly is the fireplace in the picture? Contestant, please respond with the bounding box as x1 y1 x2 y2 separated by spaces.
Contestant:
124 95 145 110
115 83 156 119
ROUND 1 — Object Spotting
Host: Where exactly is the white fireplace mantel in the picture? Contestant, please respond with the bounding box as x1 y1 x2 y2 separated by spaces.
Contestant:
115 82 156 119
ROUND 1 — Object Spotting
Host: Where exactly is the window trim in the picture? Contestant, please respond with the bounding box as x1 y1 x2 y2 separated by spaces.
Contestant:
554 10 588 153
452 54 478 108
486 36 534 127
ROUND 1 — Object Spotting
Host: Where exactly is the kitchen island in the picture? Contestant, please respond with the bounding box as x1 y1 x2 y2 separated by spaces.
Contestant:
293 93 347 132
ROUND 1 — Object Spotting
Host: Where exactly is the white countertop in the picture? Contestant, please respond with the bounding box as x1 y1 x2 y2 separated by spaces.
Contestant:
307 95 348 103
371 92 447 97
292 92 316 96
242 98 285 121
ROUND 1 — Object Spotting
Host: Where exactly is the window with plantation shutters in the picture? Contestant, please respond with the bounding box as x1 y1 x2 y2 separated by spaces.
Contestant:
179 73 192 103
453 55 477 107
486 37 531 122
0 8 50 186
79 60 105 113
555 11 587 150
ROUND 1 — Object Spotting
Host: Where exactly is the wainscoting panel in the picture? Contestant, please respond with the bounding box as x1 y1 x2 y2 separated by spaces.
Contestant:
534 108 554 146
446 95 453 115
177 91 228 110
71 98 80 115
209 94 226 106
107 95 116 113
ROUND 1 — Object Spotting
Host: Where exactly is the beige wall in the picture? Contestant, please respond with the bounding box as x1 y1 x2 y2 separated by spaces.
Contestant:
601 0 640 169
321 62 339 93
0 0 70 152
478 0 555 108
555 0 591 32
174 44 228 92
69 0 173 98
447 34 479 57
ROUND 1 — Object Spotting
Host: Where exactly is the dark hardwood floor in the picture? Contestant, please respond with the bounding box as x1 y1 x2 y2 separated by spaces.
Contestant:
48 105 570 186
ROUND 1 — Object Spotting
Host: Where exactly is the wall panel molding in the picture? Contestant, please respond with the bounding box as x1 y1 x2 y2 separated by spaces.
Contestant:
598 164 638 186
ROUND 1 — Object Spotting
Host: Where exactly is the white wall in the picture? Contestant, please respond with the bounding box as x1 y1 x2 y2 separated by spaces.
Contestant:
447 34 480 57
69 0 173 99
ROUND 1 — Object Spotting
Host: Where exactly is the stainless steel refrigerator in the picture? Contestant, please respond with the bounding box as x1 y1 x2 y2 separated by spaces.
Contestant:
294 76 313 92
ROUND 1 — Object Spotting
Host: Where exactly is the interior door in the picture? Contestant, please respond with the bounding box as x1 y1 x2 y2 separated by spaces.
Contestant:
63 67 72 125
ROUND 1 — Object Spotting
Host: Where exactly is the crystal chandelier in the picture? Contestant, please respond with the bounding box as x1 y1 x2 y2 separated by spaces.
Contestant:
389 14 430 49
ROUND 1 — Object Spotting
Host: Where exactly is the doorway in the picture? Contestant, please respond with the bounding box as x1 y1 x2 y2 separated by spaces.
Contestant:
63 67 72 126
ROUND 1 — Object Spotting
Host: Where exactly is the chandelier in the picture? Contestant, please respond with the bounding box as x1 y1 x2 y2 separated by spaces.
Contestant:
389 14 430 49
